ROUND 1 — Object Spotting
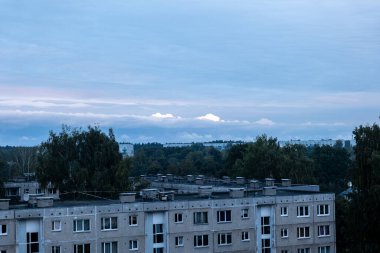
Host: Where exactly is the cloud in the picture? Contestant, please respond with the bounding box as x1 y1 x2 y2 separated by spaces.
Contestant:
196 113 221 122
255 118 275 126
151 112 176 119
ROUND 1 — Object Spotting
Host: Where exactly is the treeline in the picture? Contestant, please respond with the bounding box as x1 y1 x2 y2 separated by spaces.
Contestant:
133 136 351 193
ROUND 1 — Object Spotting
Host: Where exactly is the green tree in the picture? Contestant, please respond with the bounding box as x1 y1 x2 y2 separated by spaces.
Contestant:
37 126 130 194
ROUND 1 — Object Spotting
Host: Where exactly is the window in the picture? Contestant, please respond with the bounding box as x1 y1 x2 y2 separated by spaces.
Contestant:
153 248 163 253
241 231 250 241
217 233 232 246
281 228 288 238
129 240 138 251
153 224 164 243
281 250 289 253
0 224 7 235
27 232 39 253
318 225 330 237
194 212 208 224
1 250 6 253
241 208 249 219
298 248 311 253
101 242 117 253
101 217 118 231
73 219 90 232
217 210 232 223
24 188 29 194
280 207 288 216
261 216 270 235
317 204 330 216
129 215 138 226
51 246 61 253
297 226 310 239
175 236 184 247
52 220 61 231
297 206 310 217
318 246 331 253
74 243 90 253
262 238 271 253
174 213 183 223
194 234 209 247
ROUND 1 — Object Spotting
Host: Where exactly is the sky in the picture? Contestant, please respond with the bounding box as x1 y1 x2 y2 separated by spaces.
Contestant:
0 0 380 146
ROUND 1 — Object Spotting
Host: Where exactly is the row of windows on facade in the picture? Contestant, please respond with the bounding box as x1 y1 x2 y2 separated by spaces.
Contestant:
280 247 331 253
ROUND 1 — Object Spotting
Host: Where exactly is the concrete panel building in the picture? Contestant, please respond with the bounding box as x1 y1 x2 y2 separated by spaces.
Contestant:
0 181 335 253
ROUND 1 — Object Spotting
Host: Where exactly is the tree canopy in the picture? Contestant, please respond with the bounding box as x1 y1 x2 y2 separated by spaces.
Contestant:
36 126 131 194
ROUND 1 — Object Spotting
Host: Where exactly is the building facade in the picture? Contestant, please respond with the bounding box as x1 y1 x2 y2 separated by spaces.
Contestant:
0 187 335 253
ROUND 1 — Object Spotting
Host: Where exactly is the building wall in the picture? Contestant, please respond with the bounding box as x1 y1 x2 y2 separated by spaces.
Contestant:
0 193 335 253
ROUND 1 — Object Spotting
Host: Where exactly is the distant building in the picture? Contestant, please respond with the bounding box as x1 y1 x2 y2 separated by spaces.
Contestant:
119 142 134 157
163 141 243 151
278 139 354 148
3 180 59 201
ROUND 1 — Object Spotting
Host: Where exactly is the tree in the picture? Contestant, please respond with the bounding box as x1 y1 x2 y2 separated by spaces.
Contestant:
37 126 130 194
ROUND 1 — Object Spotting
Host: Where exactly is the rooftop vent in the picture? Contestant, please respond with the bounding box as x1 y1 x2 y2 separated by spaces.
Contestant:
159 191 175 201
281 178 291 187
265 178 275 187
141 188 159 200
236 177 245 185
263 186 277 196
250 179 260 189
36 197 54 208
198 186 213 198
187 175 194 182
195 177 204 185
222 176 231 184
229 188 245 198
0 199 10 210
119 192 136 203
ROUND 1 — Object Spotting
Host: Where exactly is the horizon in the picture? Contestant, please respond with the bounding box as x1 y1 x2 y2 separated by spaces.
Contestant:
1 0 379 146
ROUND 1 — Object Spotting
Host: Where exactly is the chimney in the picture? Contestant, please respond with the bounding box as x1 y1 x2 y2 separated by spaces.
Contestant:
119 192 136 203
0 199 10 210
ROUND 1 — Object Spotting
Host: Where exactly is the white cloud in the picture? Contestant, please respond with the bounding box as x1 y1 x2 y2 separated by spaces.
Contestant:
196 113 221 122
255 118 275 126
151 112 175 119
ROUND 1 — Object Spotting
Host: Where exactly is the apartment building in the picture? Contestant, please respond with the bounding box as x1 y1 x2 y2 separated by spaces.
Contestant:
0 180 335 253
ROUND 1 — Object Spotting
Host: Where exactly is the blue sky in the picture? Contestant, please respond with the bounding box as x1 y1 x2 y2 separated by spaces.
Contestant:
1 0 379 146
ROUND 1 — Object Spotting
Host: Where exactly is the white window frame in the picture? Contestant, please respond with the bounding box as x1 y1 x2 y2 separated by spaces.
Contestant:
261 216 270 235
297 206 310 217
298 248 311 253
317 204 330 216
217 210 232 223
241 208 249 219
297 226 310 239
174 213 183 223
52 220 61 231
280 207 288 216
175 236 184 247
217 233 232 246
241 231 250 241
194 234 209 247
73 219 90 232
0 224 7 235
51 246 61 253
101 217 118 231
262 238 271 253
153 248 163 253
101 241 118 253
318 225 330 237
129 240 138 251
318 246 331 253
129 215 138 226
281 228 288 238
